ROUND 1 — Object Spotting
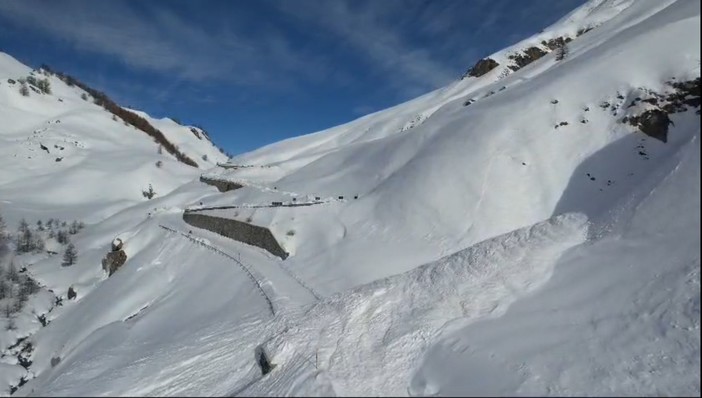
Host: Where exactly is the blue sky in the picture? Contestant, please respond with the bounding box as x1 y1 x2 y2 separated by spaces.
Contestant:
0 0 584 155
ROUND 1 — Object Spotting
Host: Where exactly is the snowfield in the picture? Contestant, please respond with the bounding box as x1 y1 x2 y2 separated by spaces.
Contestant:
1 0 699 396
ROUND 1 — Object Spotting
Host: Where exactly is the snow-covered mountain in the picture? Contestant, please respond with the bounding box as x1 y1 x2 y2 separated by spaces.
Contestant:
0 0 699 396
0 54 227 224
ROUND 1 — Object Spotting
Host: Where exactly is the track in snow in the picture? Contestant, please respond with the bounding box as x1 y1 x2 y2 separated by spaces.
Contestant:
159 225 277 316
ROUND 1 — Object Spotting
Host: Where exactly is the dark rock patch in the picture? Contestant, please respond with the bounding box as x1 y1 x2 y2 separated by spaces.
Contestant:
541 36 571 51
255 345 275 376
102 249 128 276
464 58 499 78
627 109 672 143
508 47 547 71
199 176 243 192
112 238 123 251
190 127 202 140
577 27 593 36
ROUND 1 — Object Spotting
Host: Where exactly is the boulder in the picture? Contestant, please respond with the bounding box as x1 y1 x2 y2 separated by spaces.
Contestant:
112 238 123 251
627 109 671 143
102 249 128 276
464 58 499 78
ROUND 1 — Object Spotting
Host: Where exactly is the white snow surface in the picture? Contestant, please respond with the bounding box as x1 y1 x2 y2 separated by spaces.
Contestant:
0 57 226 224
0 0 699 396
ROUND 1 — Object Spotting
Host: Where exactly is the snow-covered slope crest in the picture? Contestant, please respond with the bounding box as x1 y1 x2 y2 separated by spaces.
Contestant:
202 0 700 294
0 53 226 223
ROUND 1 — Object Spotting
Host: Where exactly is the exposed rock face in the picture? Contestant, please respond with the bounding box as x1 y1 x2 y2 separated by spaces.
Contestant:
464 58 499 78
190 127 202 140
541 36 572 50
183 212 289 260
665 78 701 112
102 249 128 276
577 26 594 36
508 47 548 71
623 78 700 142
626 110 671 142
199 176 243 192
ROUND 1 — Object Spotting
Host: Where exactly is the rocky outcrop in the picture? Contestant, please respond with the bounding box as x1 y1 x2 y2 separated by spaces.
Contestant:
183 212 289 260
463 58 499 78
626 110 671 142
199 176 244 192
508 47 548 71
623 78 700 142
102 242 128 276
577 26 593 36
541 36 572 51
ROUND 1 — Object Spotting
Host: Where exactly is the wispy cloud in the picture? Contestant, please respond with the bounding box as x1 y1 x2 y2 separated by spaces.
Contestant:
0 0 330 89
274 0 462 96
0 0 587 105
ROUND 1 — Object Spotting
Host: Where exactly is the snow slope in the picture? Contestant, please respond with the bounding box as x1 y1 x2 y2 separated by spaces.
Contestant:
199 0 700 295
0 55 227 224
1 0 699 396
410 130 700 397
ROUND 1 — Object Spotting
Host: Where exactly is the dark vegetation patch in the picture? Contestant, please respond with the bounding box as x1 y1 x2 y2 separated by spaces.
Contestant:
39 65 199 168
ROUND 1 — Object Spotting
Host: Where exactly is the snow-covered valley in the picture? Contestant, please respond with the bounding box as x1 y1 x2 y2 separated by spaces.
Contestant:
0 0 699 395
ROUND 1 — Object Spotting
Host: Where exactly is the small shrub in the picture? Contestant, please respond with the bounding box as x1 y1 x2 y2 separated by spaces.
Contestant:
286 230 295 236
37 78 51 94
555 44 568 61
155 160 163 168
81 93 88 101
19 83 29 96
142 184 156 199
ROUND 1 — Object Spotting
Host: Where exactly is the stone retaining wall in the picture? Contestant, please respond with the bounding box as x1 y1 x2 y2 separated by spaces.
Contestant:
183 212 289 260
